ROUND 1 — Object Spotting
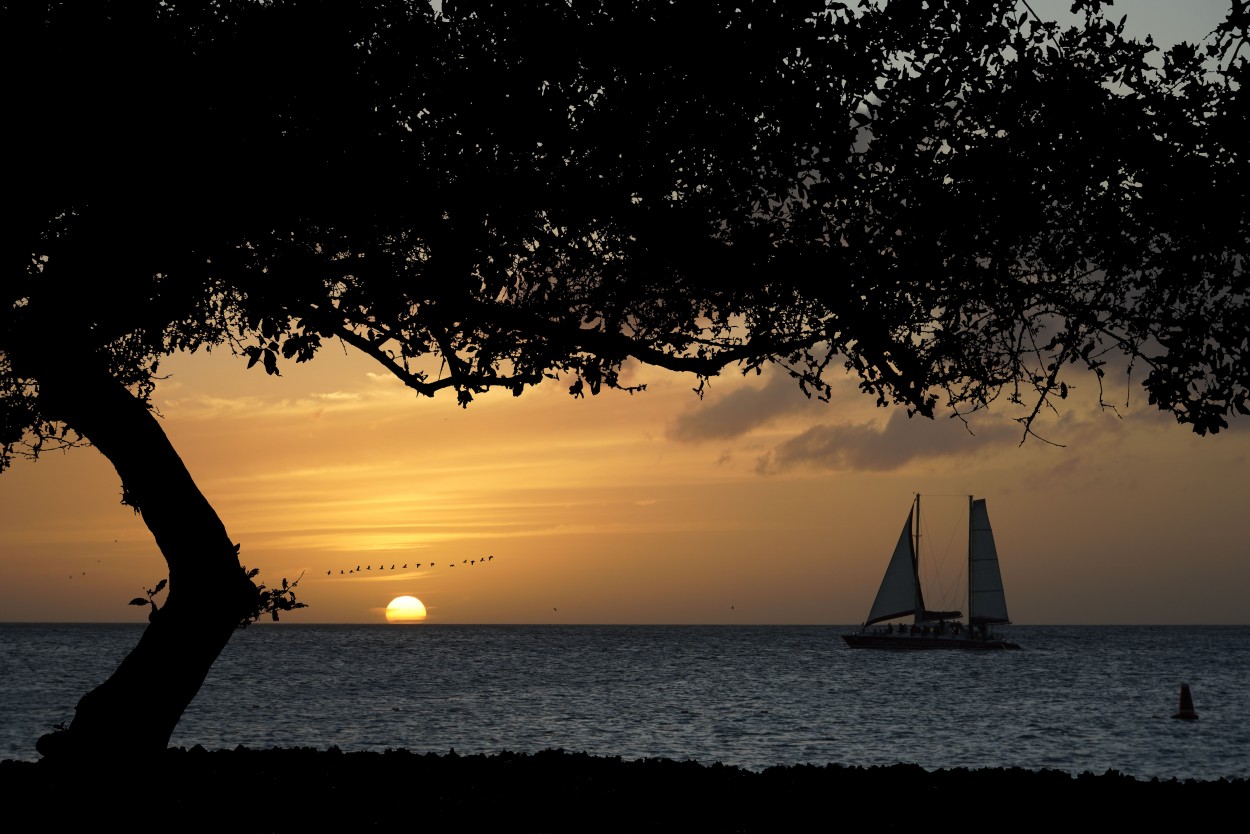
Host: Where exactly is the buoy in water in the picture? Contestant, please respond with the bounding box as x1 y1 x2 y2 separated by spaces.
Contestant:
1171 682 1198 720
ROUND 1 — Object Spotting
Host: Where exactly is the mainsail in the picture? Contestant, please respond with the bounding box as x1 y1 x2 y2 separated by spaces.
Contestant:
968 498 1010 625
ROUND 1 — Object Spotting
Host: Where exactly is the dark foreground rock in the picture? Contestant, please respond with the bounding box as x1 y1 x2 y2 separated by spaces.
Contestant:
2 747 1245 829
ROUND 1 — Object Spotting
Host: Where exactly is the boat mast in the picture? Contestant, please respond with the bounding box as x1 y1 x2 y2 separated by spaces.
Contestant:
912 493 923 624
967 494 973 630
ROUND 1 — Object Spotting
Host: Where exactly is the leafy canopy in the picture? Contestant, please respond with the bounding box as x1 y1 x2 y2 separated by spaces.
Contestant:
3 0 1246 470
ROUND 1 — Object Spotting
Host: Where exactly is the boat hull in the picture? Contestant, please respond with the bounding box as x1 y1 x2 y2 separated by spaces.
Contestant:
842 633 1021 650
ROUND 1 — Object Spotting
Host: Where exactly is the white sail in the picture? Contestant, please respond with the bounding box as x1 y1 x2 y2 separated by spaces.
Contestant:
863 508 918 626
968 498 1010 625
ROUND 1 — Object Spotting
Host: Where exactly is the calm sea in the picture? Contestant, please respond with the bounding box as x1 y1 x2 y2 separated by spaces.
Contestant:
1 624 1247 781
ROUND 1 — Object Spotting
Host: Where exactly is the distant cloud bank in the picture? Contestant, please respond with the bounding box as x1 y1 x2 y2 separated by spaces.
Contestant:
665 368 1022 473
757 410 1018 473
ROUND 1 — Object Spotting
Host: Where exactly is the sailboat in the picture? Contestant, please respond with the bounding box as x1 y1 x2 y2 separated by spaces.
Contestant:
842 494 1021 650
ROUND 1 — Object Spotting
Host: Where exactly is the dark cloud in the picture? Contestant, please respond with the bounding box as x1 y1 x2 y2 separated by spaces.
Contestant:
663 357 1228 475
756 409 1018 474
666 371 823 442
1119 397 1247 435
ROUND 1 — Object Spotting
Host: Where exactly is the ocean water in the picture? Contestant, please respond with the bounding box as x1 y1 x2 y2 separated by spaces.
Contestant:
1 624 1247 781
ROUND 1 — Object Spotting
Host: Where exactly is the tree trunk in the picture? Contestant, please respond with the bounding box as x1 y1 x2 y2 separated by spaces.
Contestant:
29 354 257 762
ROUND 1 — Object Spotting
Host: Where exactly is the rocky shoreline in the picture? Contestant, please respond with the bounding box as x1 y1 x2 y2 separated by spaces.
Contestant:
3 747 1244 828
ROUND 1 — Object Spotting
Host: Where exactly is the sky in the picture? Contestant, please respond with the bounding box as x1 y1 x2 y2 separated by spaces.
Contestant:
2 1 1244 626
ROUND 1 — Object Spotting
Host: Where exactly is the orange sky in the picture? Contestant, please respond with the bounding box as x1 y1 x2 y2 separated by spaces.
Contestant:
1 341 1246 625
2 1 1242 626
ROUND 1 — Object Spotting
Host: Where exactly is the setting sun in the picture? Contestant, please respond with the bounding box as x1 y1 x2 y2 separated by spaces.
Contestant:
385 595 428 624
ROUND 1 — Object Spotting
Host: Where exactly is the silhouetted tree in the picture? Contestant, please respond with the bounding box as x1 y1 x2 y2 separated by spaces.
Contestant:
2 0 1245 760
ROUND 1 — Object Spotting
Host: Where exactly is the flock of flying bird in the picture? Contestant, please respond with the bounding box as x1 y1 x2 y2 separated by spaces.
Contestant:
67 557 498 582
324 556 496 576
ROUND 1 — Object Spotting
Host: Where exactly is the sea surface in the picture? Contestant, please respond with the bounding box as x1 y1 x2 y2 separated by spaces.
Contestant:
1 624 1247 781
